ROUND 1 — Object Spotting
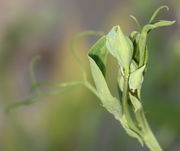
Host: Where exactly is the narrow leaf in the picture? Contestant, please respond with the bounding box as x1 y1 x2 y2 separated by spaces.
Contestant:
151 20 176 28
88 57 121 120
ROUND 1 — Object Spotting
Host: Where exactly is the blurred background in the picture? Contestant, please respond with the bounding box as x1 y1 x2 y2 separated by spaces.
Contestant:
0 0 179 151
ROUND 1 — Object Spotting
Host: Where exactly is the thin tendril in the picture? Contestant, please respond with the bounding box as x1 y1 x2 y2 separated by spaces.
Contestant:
71 31 104 80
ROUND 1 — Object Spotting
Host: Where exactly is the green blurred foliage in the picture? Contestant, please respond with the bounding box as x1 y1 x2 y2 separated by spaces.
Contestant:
0 0 179 151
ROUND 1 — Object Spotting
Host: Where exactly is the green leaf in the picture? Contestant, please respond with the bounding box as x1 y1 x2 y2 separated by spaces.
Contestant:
143 20 176 32
129 65 146 90
149 5 169 23
88 39 143 144
117 74 124 92
88 36 108 75
129 93 142 112
138 20 175 66
106 26 133 70
88 57 121 120
151 20 176 28
130 60 138 73
118 60 138 92
130 31 140 64
130 31 139 41
120 115 144 145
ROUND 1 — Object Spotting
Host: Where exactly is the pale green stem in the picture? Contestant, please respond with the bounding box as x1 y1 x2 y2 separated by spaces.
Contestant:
136 108 163 151
122 74 140 133
122 69 163 151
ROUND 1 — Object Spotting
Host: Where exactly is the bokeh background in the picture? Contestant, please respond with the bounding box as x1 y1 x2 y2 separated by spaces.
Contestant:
0 0 179 151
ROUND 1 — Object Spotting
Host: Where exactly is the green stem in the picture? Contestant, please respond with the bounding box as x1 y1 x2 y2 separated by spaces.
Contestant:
144 128 163 151
136 109 163 151
122 70 162 151
122 75 140 133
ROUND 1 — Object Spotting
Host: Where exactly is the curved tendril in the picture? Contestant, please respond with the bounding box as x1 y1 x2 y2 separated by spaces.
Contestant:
31 81 85 92
71 30 104 80
130 15 142 32
5 80 99 114
5 81 85 113
149 5 169 23
6 31 104 113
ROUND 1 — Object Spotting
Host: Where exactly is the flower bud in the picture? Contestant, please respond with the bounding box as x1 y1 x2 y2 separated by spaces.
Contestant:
106 26 133 71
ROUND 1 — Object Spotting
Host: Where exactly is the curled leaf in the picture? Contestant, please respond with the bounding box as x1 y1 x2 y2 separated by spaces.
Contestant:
106 26 133 70
88 36 108 75
129 65 146 90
